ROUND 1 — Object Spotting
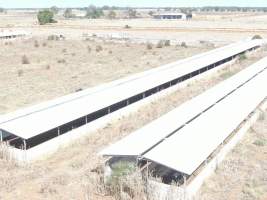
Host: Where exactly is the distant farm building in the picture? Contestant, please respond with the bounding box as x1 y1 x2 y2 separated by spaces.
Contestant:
153 12 192 20
0 30 29 40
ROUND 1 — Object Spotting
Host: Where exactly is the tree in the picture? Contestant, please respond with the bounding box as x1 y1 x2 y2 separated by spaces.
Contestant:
0 8 5 13
127 9 137 19
64 8 74 18
108 10 116 19
37 10 57 25
148 11 154 16
85 5 104 19
50 6 59 14
102 5 110 10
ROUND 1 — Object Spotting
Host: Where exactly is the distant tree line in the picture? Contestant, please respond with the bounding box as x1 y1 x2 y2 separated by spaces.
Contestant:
0 7 5 13
36 5 267 25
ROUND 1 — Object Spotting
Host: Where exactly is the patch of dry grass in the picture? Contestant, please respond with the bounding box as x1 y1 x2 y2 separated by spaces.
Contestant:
198 108 267 200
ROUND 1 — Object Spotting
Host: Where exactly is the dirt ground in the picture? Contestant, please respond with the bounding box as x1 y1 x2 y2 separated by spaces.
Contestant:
2 12 267 46
0 45 266 200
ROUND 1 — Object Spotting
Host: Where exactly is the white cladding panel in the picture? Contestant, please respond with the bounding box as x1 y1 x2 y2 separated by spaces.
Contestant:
143 68 267 175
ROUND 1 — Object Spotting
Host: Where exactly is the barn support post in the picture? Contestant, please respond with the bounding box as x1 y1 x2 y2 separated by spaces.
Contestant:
0 130 3 142
23 139 27 150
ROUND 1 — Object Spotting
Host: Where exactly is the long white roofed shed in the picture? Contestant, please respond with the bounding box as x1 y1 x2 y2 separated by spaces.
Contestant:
100 57 267 157
143 68 267 175
0 39 264 150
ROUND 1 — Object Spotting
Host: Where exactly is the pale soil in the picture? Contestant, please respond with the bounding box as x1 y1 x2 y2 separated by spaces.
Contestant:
0 48 266 200
0 38 212 114
2 12 267 46
198 108 267 200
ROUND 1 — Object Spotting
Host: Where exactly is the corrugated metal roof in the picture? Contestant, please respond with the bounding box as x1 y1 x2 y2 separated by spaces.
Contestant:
143 67 267 175
100 57 267 157
0 39 264 140
0 39 250 125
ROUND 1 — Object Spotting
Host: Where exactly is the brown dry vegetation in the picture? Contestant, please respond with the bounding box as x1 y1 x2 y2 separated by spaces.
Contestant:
197 109 267 200
0 37 212 114
0 45 266 199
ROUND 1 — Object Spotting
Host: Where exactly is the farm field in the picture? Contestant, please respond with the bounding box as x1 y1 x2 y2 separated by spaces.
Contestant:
0 11 267 200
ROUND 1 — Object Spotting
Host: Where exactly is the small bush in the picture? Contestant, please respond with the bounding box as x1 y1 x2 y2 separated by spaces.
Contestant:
106 161 146 199
62 48 67 53
42 42 47 47
156 40 164 48
220 70 234 79
34 40 39 48
124 24 131 29
46 65 51 70
164 40 171 46
37 10 57 25
146 42 153 50
181 42 187 48
96 45 103 52
17 69 23 77
252 35 262 40
57 59 66 64
253 139 266 147
47 35 59 41
22 55 30 64
239 53 247 61
87 46 92 53
108 50 113 54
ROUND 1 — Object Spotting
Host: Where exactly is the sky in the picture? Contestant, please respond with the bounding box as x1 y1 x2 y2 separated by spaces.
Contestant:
1 0 267 8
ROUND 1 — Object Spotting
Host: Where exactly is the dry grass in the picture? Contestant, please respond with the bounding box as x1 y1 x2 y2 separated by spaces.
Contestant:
197 108 267 200
0 47 266 200
0 37 212 114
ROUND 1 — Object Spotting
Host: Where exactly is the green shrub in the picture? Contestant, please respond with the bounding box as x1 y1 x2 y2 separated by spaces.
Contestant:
37 10 57 25
106 161 136 193
253 139 266 147
239 53 247 61
252 35 262 40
